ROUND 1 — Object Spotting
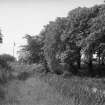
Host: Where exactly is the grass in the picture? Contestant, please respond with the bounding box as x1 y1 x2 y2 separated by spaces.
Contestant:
1 76 74 105
35 72 105 105
1 63 105 105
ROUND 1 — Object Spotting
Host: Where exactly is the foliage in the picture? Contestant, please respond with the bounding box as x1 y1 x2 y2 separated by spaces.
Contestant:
0 54 16 62
18 4 105 76
60 4 105 74
0 30 3 43
17 71 30 80
19 34 44 64
42 17 67 73
0 54 15 83
0 54 15 69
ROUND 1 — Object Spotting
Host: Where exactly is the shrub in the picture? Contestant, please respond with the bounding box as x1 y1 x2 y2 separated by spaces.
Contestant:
0 54 15 83
17 72 30 80
0 54 16 62
0 54 16 69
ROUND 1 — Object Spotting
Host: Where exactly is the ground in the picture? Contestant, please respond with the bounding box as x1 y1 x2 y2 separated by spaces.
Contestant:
1 63 105 105
1 77 74 105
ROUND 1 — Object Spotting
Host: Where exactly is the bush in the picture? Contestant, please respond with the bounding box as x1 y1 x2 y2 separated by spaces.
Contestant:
0 54 16 62
17 72 30 80
0 85 5 100
0 54 16 68
0 68 8 84
0 54 15 83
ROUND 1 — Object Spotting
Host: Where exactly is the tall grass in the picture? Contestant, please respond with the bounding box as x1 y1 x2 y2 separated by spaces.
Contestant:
35 72 105 105
2 62 105 105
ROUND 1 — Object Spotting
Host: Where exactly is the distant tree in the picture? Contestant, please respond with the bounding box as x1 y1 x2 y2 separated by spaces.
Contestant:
0 30 3 43
0 54 16 62
0 30 5 68
18 50 30 63
20 34 44 64
0 54 16 70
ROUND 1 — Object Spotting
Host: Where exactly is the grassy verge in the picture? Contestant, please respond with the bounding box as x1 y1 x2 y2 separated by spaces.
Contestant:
34 72 105 105
1 63 105 105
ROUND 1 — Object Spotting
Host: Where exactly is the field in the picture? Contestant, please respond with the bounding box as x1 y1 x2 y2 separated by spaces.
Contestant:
0 63 105 105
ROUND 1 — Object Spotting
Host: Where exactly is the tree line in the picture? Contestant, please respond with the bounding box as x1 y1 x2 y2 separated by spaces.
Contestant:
19 4 105 76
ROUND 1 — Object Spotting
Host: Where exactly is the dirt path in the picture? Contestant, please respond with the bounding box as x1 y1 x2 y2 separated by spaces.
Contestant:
1 77 74 105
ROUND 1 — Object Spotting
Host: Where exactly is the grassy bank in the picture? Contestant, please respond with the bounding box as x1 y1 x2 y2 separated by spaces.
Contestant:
1 63 105 105
34 72 105 105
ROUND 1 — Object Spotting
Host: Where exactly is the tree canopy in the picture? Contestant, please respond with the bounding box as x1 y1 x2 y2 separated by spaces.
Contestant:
19 4 105 75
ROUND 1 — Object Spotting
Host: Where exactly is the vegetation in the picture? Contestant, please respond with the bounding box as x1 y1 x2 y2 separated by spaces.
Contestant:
19 4 105 77
1 63 105 105
2 3 105 105
0 32 15 83
18 34 44 64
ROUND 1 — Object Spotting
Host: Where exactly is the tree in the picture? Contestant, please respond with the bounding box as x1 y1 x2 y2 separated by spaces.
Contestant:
42 5 105 74
19 4 105 76
0 54 16 62
0 30 3 43
0 54 16 68
20 34 44 64
0 30 4 68
84 4 105 67
60 4 105 74
42 17 68 73
60 7 91 72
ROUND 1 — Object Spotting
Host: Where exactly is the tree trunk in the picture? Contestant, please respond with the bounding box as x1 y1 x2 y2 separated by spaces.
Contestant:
45 48 61 74
77 48 81 69
101 55 104 65
43 58 49 73
88 53 93 75
77 60 81 69
69 62 78 75
98 48 101 65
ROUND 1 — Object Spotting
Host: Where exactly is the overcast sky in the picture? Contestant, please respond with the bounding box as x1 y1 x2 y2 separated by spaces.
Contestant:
0 0 103 58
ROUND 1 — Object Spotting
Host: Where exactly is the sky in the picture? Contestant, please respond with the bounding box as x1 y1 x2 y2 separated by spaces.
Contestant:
0 0 103 58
